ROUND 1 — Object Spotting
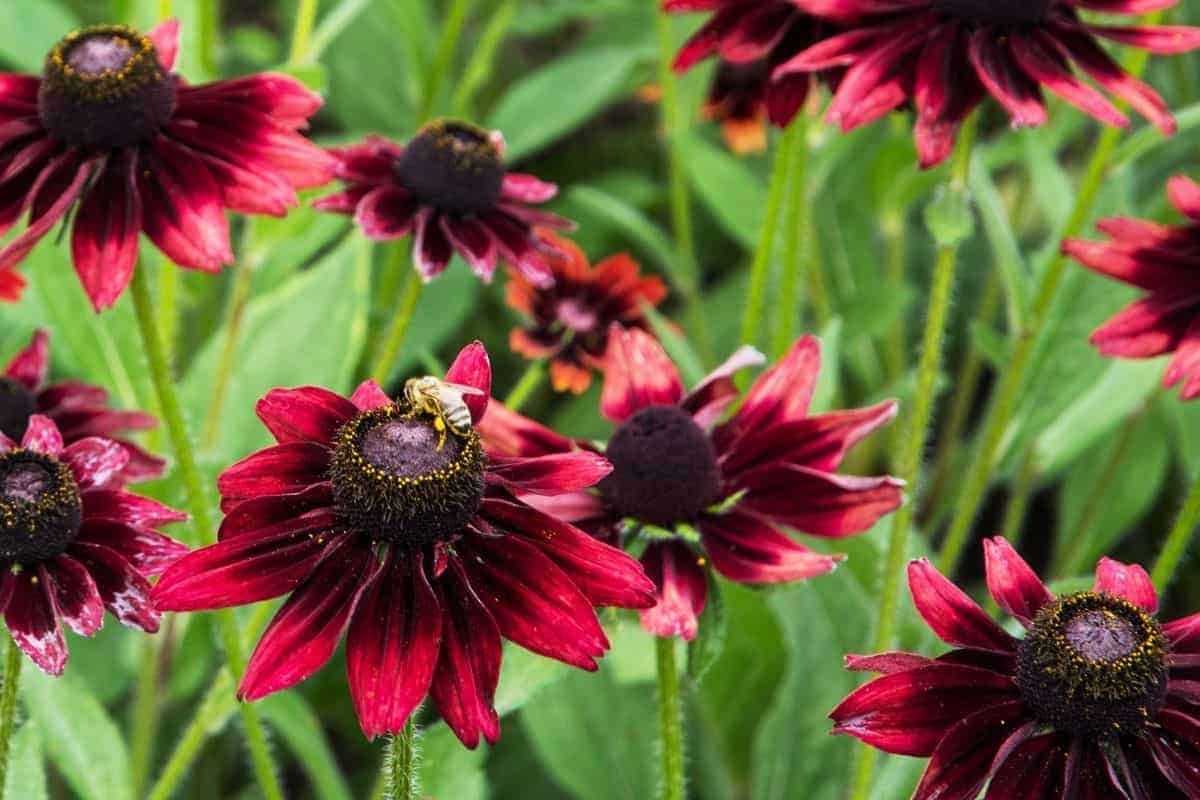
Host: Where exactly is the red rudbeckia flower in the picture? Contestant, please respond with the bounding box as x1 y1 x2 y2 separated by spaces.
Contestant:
479 326 902 641
774 0 1200 167
506 232 668 395
152 342 655 746
315 120 573 286
3 329 165 483
0 20 334 309
666 1 833 131
1063 175 1200 400
832 538 1200 799
0 415 186 675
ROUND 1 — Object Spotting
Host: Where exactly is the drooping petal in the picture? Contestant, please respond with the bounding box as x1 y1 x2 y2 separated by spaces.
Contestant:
680 346 765 429
486 452 611 495
240 537 378 701
715 335 821 449
844 652 934 674
139 138 233 272
75 519 188 576
354 185 417 240
476 399 574 458
217 483 333 541
982 731 1070 799
4 329 48 390
0 153 94 274
700 512 844 584
913 704 1033 800
81 490 188 529
599 325 685 423
639 540 708 642
68 541 159 632
4 568 66 675
346 549 442 740
71 150 141 311
60 437 129 489
983 537 1054 628
908 559 1018 653
734 463 904 538
412 209 452 280
500 173 557 203
43 556 103 637
430 560 502 748
255 386 358 446
1094 557 1158 613
444 341 491 423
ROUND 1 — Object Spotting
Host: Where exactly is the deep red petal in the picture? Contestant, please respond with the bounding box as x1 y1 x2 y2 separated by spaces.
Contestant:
43 556 103 637
20 414 62 456
639 540 708 642
599 325 685 423
444 341 491 423
908 558 1018 653
4 329 48 390
217 442 330 506
4 569 66 675
255 385 358 446
71 151 141 311
700 512 844 584
486 451 611 495
477 399 573 458
734 463 904 538
1094 557 1157 613
61 437 129 489
983 537 1054 628
68 541 159 632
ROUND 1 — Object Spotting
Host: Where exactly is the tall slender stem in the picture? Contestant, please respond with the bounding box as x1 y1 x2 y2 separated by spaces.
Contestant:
129 638 162 798
653 4 711 363
128 267 284 800
850 116 977 800
742 124 800 349
1152 474 1200 592
936 18 1162 577
202 262 255 448
371 265 424 385
774 118 809 358
0 636 22 800
384 718 418 800
288 0 320 65
1000 445 1039 545
655 637 685 800
504 360 546 412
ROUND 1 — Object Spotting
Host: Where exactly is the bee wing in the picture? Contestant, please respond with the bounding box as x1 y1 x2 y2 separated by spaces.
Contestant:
439 382 485 397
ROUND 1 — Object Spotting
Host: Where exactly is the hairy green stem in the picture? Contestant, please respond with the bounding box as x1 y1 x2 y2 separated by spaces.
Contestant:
129 638 162 797
288 0 320 65
371 266 424 385
655 637 685 800
850 116 977 800
935 16 1162 577
202 263 255 448
654 4 711 363
1152 474 1200 592
129 268 283 800
774 119 810 357
0 636 22 800
504 360 546 412
384 718 419 800
742 123 800 349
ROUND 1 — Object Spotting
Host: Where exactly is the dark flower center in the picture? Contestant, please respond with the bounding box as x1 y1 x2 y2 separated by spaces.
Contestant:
600 404 721 527
555 298 599 333
0 378 36 443
0 450 82 564
933 0 1055 25
394 119 505 214
1016 592 1168 738
39 25 177 151
329 404 485 546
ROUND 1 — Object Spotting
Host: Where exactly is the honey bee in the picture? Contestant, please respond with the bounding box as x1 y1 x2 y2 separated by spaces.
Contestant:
403 376 484 450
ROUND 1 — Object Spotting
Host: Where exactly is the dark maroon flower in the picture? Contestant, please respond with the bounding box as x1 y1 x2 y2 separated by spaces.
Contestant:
315 120 573 286
0 414 187 674
506 231 668 395
3 329 165 483
665 1 832 131
774 0 1200 167
832 538 1200 799
479 326 902 641
1063 175 1200 400
152 342 655 745
0 20 334 310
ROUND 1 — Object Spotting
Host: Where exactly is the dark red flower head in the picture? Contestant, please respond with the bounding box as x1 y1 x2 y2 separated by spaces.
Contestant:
1064 175 1200 400
151 342 655 746
3 329 165 483
479 327 902 641
772 0 1200 167
665 0 833 130
316 120 574 287
506 232 668 394
0 20 334 310
0 414 186 675
831 538 1200 799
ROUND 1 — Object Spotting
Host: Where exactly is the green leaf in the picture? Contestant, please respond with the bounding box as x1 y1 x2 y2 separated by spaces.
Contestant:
4 722 47 800
495 643 571 716
489 47 645 162
22 669 132 800
679 133 766 250
419 724 487 800
970 155 1030 331
0 1 76 72
688 572 727 682
259 693 353 800
923 186 975 247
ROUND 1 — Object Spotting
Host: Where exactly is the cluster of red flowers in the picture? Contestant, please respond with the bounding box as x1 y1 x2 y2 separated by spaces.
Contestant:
0 6 1198 797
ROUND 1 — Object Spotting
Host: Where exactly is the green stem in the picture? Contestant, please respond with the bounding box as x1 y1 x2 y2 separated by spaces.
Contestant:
156 260 178 367
201 263 255 448
421 0 474 120
129 268 284 800
653 3 711 363
129 638 162 797
504 361 546 412
288 0 320 65
742 124 800 349
157 0 172 19
371 266 424 385
772 119 809 358
384 718 419 800
881 218 908 390
1000 445 1039 546
451 0 518 116
850 116 977 800
655 637 685 800
936 14 1162 578
0 636 22 800
1152 474 1200 592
